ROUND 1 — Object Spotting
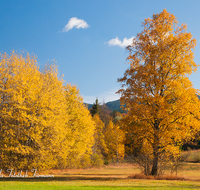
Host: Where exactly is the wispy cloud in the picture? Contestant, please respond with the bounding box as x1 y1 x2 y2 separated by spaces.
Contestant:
83 88 120 104
61 17 89 32
106 36 134 48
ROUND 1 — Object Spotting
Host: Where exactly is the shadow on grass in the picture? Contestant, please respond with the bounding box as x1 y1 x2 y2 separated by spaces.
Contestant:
0 175 124 182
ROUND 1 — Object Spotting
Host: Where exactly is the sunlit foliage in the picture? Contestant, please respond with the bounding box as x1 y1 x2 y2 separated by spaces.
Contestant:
92 114 107 166
63 84 95 168
104 120 125 163
0 51 95 170
118 9 200 175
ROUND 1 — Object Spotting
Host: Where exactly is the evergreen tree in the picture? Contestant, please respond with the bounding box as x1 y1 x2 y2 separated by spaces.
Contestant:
90 98 100 116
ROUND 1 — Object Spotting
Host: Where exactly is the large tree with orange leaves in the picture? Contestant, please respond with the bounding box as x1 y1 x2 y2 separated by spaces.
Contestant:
118 9 200 175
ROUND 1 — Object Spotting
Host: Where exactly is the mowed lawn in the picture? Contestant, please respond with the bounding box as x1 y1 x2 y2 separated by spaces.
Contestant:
0 163 200 190
0 179 200 190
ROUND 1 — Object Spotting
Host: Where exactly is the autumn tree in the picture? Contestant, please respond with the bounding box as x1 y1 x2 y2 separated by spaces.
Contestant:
0 51 95 170
0 52 69 169
63 84 95 168
0 52 44 169
104 120 125 163
99 103 112 127
36 63 68 169
117 9 200 175
92 114 108 166
90 98 113 127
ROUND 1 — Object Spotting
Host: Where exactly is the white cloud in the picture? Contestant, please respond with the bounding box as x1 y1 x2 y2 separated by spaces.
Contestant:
106 36 134 48
62 17 89 32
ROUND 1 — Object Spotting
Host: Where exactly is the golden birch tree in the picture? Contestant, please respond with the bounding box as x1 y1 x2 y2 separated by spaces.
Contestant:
117 9 200 175
104 120 125 163
63 84 95 168
92 114 107 166
0 52 44 169
0 52 96 170
34 63 67 169
0 52 68 169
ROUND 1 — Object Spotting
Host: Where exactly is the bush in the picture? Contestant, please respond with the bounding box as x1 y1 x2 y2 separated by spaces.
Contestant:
80 154 92 168
128 173 186 180
104 159 109 165
91 153 104 167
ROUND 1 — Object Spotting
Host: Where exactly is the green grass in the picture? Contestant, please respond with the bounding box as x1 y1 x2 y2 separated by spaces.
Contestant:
0 179 200 190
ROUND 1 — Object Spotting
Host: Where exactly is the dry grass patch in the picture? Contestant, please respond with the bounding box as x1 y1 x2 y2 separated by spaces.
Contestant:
39 162 200 181
181 149 200 163
128 173 187 180
45 163 140 178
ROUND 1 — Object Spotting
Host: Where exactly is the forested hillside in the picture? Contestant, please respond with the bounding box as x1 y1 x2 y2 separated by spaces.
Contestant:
85 99 124 113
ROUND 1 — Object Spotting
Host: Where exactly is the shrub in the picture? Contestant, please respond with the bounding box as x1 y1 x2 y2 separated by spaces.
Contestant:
91 153 104 167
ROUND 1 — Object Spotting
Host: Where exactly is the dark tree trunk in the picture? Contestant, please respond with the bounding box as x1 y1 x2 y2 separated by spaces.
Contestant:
151 122 159 175
151 152 158 175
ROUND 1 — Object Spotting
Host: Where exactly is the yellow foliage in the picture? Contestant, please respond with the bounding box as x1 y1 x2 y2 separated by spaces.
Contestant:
118 9 200 175
104 120 125 162
0 52 95 170
63 84 95 168
92 114 107 158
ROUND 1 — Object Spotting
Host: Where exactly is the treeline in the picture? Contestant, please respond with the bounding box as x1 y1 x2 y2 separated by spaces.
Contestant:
86 99 125 113
0 52 125 170
89 99 125 165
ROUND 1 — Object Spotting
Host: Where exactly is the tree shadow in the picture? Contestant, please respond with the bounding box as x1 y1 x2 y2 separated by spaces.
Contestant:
0 175 125 182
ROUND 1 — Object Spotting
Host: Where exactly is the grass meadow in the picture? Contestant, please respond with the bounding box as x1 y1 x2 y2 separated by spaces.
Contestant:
0 161 200 190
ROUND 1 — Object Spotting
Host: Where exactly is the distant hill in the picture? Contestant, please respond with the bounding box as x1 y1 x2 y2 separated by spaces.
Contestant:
85 99 124 113
106 99 123 112
85 95 200 113
85 103 93 109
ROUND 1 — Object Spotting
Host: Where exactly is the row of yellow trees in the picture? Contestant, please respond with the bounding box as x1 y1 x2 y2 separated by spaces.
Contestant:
92 114 125 165
0 52 125 170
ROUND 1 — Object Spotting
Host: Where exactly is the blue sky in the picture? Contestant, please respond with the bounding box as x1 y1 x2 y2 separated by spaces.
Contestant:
0 0 200 104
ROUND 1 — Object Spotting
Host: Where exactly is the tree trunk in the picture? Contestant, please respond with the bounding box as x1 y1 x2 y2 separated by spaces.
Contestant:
151 154 158 175
116 137 119 163
151 122 159 175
